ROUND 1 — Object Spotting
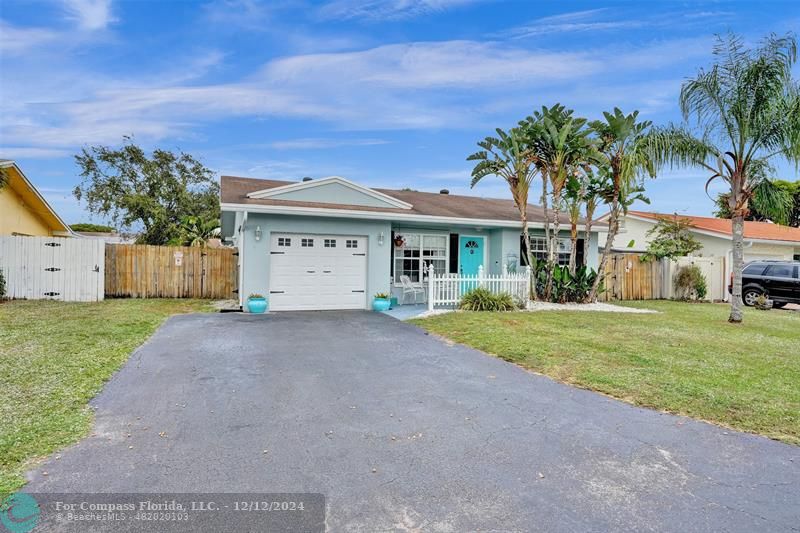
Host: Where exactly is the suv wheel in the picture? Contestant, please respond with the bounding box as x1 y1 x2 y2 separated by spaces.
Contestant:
743 288 765 307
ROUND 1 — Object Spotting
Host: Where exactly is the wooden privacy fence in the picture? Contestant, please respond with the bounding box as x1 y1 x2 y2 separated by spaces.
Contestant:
105 244 237 299
598 254 727 302
598 254 666 301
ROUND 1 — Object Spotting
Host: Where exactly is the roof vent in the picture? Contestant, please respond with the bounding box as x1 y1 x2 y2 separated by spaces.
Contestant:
439 189 449 195
302 176 313 182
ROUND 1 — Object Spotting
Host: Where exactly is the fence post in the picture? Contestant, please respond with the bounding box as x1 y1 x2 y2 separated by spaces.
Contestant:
478 264 484 288
427 263 435 311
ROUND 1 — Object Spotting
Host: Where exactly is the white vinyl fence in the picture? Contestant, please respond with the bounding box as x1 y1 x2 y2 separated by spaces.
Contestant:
0 236 105 301
427 264 531 310
662 256 726 302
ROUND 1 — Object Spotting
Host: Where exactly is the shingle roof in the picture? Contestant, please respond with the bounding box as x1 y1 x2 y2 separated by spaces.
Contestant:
628 211 800 243
221 175 595 225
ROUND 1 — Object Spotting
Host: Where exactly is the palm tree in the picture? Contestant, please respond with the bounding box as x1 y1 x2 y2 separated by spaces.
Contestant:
468 127 539 296
563 174 583 274
647 33 800 323
176 215 220 247
522 105 595 297
582 168 608 270
586 108 657 302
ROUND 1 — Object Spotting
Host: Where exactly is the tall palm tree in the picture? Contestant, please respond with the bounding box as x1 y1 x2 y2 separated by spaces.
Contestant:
522 105 595 297
647 33 800 323
563 174 583 274
586 108 657 302
468 127 539 296
582 168 609 270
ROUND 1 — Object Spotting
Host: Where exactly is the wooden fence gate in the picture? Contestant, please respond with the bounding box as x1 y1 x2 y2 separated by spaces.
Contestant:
0 236 105 301
599 254 666 301
105 244 237 299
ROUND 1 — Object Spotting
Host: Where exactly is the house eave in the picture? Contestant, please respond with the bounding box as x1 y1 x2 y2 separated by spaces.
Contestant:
0 160 76 236
220 202 601 233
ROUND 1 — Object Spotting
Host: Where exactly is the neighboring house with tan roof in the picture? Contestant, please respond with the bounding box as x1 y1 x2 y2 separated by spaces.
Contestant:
220 175 603 311
597 210 800 263
0 160 74 237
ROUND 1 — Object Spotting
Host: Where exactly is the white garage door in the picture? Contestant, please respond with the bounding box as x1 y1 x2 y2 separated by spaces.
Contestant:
269 233 367 311
744 253 786 263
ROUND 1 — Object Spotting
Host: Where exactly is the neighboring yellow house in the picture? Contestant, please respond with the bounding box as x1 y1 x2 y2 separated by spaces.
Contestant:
0 159 74 237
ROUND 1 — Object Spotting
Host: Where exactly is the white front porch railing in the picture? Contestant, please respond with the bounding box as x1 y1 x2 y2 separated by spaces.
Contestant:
426 264 531 311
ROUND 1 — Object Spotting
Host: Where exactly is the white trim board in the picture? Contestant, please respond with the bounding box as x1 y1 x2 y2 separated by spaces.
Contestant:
246 176 413 210
221 202 600 233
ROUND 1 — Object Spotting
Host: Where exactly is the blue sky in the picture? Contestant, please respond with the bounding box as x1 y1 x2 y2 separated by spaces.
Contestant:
1 0 799 225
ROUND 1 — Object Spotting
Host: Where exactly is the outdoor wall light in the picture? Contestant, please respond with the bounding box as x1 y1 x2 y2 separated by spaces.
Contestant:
378 231 385 245
255 225 262 241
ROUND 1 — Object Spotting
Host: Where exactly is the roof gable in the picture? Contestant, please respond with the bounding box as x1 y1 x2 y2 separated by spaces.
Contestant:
0 161 72 235
247 176 412 210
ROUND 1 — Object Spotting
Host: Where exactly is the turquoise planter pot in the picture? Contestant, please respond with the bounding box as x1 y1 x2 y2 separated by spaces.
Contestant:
372 298 391 312
247 297 268 314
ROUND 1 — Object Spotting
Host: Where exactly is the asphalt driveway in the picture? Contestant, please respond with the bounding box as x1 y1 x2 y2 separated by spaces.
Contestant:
26 312 800 531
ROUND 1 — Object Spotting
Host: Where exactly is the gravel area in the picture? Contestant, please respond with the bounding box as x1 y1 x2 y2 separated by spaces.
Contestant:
526 301 659 313
414 302 658 318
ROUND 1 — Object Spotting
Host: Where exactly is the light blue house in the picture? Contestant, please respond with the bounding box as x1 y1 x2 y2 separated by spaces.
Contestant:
220 175 601 311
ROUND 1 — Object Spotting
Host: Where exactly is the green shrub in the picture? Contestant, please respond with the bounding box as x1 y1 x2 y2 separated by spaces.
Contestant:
460 288 517 311
754 293 772 310
674 265 707 301
0 269 5 300
531 258 600 303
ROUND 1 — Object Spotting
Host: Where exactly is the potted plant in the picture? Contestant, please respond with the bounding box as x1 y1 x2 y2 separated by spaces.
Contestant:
372 292 391 311
247 293 268 313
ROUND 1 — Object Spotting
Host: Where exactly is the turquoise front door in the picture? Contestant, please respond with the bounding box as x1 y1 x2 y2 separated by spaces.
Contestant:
459 236 484 293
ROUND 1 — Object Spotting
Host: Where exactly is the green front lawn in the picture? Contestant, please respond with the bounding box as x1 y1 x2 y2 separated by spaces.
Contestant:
411 301 800 445
0 299 214 494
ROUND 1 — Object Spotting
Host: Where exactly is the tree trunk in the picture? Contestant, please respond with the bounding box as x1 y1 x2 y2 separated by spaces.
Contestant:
583 205 595 272
586 189 619 302
545 188 560 300
568 219 578 275
729 213 745 323
539 177 550 301
521 212 536 301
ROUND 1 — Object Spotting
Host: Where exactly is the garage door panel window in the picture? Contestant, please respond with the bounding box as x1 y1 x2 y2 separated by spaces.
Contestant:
277 237 291 247
324 239 336 248
301 238 314 247
393 233 448 284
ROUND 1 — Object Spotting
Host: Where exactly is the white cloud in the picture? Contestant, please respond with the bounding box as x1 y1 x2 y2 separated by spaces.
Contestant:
61 0 116 30
1 36 714 154
263 41 600 89
0 147 73 159
0 20 59 54
317 0 478 21
270 138 390 149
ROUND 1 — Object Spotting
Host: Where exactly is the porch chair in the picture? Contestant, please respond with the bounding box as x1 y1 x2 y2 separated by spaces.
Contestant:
399 275 426 304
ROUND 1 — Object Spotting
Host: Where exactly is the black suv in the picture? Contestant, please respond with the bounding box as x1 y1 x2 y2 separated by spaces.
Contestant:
734 261 800 308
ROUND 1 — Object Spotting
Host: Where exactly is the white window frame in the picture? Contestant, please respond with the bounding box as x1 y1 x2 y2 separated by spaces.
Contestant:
529 236 572 265
392 232 449 286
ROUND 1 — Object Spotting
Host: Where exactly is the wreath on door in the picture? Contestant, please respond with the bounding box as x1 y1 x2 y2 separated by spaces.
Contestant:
465 240 479 254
